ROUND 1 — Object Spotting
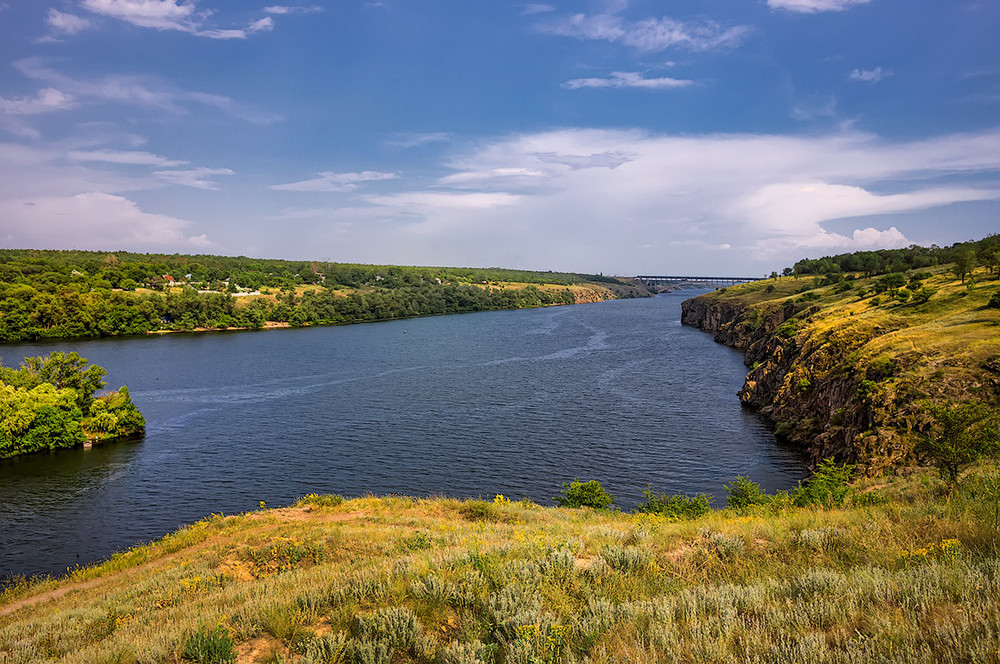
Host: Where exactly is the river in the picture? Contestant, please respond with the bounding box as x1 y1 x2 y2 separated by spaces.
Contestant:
0 291 808 579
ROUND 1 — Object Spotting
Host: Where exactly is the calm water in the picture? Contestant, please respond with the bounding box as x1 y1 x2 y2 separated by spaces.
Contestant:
0 291 807 579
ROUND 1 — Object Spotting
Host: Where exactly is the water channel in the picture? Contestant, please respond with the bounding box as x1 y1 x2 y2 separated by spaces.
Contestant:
0 291 808 579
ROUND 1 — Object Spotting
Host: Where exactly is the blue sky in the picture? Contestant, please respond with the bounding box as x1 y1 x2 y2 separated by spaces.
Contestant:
0 0 998 275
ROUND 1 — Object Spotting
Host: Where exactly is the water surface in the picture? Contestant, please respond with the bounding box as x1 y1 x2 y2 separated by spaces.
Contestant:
0 292 807 578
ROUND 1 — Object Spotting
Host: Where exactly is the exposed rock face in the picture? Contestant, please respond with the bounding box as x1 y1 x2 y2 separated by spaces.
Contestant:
680 295 914 474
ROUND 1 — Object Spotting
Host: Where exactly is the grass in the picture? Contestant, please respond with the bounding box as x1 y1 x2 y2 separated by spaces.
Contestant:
695 265 1000 472
3 466 1000 663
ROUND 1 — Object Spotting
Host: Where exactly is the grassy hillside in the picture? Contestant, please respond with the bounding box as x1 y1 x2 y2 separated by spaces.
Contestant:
2 468 999 664
682 262 1000 472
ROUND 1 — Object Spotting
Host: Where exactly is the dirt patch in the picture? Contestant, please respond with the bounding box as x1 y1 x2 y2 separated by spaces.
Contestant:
0 509 365 618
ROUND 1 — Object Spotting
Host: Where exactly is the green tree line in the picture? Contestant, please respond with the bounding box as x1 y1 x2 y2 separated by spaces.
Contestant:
0 250 629 342
790 234 1000 279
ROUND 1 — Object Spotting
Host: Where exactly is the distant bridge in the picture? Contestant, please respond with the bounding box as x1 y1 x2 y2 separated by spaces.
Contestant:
635 275 764 287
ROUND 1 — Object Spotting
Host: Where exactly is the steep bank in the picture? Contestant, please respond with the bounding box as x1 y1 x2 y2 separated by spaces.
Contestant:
682 266 1000 473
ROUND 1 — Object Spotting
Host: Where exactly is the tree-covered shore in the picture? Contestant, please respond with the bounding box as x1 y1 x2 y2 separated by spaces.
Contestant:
0 352 144 458
0 250 648 343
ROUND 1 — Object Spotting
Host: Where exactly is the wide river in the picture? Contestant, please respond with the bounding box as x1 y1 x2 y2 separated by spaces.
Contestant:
0 291 807 579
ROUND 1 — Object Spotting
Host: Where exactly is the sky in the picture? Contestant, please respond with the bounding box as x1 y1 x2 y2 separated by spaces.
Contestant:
0 0 998 276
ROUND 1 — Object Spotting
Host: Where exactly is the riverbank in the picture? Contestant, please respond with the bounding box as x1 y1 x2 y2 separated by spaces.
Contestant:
680 264 1000 473
2 464 998 663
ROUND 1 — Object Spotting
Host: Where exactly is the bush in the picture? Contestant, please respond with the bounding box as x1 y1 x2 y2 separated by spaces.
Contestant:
181 626 235 664
459 500 499 521
776 320 799 339
724 476 770 512
633 488 713 519
350 607 420 650
793 459 855 508
989 290 1000 309
600 545 652 573
554 479 614 509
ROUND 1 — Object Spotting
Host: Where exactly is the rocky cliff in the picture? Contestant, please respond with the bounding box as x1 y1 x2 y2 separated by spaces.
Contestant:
681 273 1000 475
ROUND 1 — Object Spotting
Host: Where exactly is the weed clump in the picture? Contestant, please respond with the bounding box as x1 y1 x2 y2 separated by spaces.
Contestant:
296 493 345 508
181 626 235 664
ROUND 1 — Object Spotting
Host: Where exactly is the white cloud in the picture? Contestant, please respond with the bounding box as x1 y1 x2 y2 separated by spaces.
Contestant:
849 66 891 83
47 9 93 35
767 0 871 13
0 192 214 250
271 171 398 192
80 0 274 39
621 18 749 52
81 0 195 30
13 58 274 123
384 132 452 149
338 127 1000 272
0 88 76 115
153 167 234 189
540 13 749 52
263 5 322 14
68 149 187 167
521 4 555 15
563 71 694 90
248 17 275 33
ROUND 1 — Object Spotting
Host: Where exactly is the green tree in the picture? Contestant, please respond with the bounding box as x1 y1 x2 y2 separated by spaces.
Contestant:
15 352 107 415
918 402 1000 486
952 249 976 284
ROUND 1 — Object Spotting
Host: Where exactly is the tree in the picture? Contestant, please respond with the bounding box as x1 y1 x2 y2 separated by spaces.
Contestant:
918 402 1000 486
952 249 976 284
17 352 107 415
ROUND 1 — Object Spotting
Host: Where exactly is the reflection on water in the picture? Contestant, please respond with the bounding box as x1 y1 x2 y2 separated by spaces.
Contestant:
0 291 808 579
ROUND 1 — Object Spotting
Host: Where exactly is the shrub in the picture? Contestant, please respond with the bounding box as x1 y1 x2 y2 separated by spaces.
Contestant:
724 476 770 512
298 633 348 664
989 290 1000 309
793 459 855 508
776 320 798 339
459 500 499 522
554 479 614 509
918 401 1000 485
600 545 652 573
350 607 420 651
181 626 235 664
702 531 745 557
633 488 713 519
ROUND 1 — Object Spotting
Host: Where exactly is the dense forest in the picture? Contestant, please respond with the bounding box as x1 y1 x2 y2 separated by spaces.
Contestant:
789 234 1000 279
0 250 639 343
0 352 145 458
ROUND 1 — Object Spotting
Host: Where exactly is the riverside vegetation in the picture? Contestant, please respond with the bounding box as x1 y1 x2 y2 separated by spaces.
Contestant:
0 250 650 342
2 239 1000 662
0 351 145 458
2 464 1000 664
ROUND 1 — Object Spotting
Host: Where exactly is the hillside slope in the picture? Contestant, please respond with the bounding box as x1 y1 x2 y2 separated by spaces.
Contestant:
682 265 1000 472
2 478 999 664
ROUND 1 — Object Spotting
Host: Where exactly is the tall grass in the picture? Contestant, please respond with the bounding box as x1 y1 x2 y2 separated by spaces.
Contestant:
2 469 1000 663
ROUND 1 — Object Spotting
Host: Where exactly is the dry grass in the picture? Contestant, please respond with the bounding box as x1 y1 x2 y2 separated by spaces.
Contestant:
2 470 1000 663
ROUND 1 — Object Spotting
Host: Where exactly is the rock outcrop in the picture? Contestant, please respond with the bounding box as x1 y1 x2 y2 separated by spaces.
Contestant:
681 294 922 474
